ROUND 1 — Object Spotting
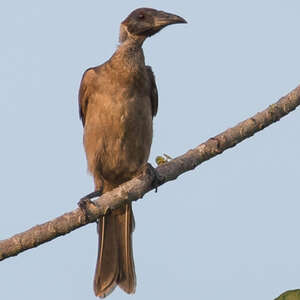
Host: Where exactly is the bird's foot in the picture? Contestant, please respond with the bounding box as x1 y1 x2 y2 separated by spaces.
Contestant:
79 188 103 202
78 188 103 221
139 163 164 193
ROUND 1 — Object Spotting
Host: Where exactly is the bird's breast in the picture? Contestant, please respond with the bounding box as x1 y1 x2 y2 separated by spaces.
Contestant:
84 81 153 183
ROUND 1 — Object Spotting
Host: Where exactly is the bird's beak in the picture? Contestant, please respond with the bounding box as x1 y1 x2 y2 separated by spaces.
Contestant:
154 11 187 28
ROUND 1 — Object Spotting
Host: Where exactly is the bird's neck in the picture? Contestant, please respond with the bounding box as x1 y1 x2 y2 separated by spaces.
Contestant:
110 39 145 73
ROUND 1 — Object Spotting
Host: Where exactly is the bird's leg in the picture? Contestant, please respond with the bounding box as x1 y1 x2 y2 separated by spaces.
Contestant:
139 163 164 193
78 186 103 221
80 189 103 201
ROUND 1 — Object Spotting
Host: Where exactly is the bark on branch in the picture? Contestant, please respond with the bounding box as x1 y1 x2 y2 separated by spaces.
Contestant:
1 84 300 261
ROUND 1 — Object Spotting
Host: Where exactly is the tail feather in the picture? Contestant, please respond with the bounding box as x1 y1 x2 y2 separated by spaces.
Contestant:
93 204 136 298
93 214 119 297
117 204 136 293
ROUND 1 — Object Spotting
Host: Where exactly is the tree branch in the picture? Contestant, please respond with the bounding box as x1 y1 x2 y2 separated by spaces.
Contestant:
1 84 300 261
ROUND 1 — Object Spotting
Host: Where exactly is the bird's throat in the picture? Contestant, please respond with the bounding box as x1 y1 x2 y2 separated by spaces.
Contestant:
112 40 146 74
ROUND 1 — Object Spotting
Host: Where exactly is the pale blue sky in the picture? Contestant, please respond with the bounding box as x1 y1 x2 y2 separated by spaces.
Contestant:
1 1 300 299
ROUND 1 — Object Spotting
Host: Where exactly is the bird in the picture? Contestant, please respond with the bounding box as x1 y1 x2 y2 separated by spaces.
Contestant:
78 7 187 298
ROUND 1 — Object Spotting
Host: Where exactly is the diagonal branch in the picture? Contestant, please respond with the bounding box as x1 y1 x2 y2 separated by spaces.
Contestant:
1 84 300 261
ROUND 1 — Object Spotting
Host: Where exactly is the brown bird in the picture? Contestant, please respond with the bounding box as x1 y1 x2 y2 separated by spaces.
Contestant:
78 7 186 298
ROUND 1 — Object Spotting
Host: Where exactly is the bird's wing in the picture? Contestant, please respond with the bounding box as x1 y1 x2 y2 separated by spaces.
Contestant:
78 68 97 126
146 66 158 117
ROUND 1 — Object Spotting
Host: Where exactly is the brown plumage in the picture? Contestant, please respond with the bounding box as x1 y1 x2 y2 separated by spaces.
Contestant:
79 7 186 298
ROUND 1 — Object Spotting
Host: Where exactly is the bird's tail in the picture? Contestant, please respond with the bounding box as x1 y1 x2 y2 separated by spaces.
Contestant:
93 203 136 298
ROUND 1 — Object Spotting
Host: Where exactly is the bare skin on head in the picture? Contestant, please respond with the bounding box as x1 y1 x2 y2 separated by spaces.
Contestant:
78 7 186 298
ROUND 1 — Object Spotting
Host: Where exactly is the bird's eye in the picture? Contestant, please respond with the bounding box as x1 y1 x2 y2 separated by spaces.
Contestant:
138 13 145 19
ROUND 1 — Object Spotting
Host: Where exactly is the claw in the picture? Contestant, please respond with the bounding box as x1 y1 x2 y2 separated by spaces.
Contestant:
78 187 103 221
140 163 164 193
78 197 95 210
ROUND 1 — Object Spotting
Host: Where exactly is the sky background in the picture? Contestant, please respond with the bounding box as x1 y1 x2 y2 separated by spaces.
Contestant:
1 1 300 299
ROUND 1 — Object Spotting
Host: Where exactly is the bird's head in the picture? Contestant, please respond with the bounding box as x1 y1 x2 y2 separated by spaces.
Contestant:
119 8 187 44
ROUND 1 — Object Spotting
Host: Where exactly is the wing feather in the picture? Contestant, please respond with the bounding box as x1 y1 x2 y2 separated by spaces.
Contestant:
146 66 158 117
78 68 96 126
